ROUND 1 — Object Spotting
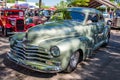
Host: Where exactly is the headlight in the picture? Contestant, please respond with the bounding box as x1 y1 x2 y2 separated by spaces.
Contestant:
25 19 29 25
9 37 15 46
50 46 60 57
11 20 15 25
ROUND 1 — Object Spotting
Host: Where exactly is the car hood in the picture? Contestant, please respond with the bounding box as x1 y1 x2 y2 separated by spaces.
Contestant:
26 20 84 47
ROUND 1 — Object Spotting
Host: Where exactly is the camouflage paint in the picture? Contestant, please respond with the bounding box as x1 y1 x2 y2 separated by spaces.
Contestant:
7 7 110 73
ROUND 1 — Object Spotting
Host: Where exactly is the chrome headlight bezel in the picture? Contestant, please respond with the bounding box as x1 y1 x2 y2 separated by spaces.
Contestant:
50 46 60 57
25 19 29 25
9 37 15 46
11 20 15 26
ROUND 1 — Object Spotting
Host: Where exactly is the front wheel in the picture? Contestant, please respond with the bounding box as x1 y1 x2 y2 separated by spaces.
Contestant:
2 28 10 37
65 51 80 73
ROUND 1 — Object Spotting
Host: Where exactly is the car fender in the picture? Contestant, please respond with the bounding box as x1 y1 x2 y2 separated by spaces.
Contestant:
5 24 12 28
56 36 92 69
25 23 35 30
9 32 26 44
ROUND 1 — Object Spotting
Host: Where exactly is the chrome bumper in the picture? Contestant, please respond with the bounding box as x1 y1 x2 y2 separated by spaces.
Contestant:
7 32 23 34
7 52 62 73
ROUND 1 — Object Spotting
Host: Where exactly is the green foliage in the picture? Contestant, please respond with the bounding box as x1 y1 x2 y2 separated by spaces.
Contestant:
109 0 115 2
36 3 39 6
7 0 25 3
109 0 120 7
41 6 50 9
97 7 106 12
56 0 68 9
36 1 50 9
67 0 90 7
117 3 120 6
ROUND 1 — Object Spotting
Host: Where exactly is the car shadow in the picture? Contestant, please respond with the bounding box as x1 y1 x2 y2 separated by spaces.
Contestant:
0 35 56 79
111 27 120 30
73 33 120 80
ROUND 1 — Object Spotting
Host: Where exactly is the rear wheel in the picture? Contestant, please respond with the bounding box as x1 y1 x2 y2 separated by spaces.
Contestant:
65 51 80 73
102 32 110 47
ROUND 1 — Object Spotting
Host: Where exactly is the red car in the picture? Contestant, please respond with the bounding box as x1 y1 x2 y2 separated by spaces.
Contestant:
0 9 34 36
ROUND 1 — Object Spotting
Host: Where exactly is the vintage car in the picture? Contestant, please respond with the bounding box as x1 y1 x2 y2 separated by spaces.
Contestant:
7 7 110 73
107 9 120 28
25 9 52 25
0 9 34 36
25 16 47 26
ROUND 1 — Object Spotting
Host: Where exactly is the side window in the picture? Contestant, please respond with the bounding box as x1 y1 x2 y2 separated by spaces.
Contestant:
86 13 99 24
90 13 99 22
99 14 104 22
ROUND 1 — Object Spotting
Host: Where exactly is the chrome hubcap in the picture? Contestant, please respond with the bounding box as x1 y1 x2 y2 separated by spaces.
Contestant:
70 51 79 68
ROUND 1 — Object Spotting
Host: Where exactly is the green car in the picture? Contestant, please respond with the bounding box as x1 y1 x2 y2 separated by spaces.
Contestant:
7 7 110 73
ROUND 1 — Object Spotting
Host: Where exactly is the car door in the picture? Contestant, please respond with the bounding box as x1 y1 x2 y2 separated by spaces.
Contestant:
85 13 99 49
87 12 105 50
97 13 105 43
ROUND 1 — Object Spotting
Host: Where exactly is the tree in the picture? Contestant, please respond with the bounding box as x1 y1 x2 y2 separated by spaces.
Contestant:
7 0 25 3
39 0 42 8
67 0 90 7
110 0 120 6
109 0 115 2
56 0 68 9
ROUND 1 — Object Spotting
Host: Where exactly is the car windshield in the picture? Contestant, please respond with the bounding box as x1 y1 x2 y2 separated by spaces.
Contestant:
50 10 85 22
5 11 23 16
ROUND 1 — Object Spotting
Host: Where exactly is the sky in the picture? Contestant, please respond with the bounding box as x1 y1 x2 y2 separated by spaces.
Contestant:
27 0 66 6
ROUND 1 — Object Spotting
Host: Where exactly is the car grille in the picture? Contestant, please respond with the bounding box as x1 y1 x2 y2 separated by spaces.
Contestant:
16 19 24 31
11 43 53 64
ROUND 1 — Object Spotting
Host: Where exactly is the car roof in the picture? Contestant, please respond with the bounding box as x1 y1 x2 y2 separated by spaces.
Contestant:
56 7 102 14
68 7 102 13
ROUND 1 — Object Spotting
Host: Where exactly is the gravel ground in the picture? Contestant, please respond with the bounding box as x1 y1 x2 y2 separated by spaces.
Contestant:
0 30 120 80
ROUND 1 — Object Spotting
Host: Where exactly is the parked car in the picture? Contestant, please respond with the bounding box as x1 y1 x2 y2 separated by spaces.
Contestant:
0 9 34 36
7 7 110 73
108 9 120 28
103 12 110 18
103 12 111 23
25 9 52 25
25 16 47 26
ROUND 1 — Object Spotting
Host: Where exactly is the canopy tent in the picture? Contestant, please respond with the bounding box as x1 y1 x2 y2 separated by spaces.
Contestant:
13 3 38 9
88 0 118 8
19 3 29 8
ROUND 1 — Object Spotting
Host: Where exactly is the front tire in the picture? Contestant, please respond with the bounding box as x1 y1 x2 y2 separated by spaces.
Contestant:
2 28 10 37
65 51 80 73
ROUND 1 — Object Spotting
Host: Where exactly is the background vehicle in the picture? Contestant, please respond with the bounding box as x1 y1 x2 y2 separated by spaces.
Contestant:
25 9 52 25
108 9 120 28
0 9 34 36
8 7 110 73
103 12 110 18
103 12 111 23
